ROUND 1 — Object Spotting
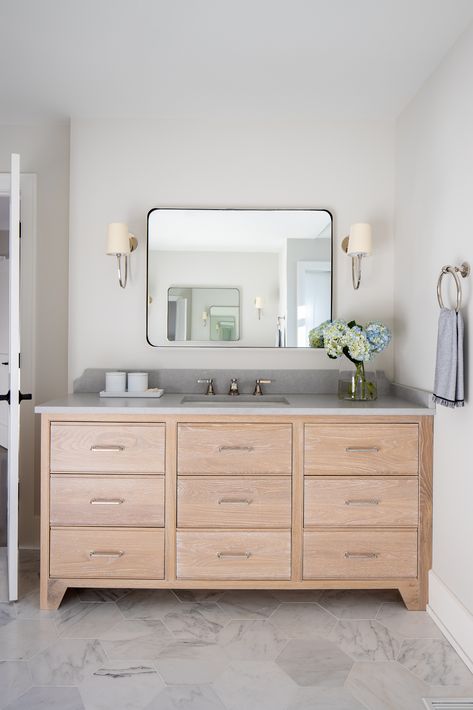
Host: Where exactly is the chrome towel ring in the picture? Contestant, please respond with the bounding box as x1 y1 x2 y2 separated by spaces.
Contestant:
437 262 470 312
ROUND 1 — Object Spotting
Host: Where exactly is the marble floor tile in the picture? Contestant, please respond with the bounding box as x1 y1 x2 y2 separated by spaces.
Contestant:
213 660 298 710
173 590 224 603
99 619 174 661
28 638 107 685
329 619 402 661
218 619 287 660
117 590 181 620
398 637 473 686
144 684 226 709
286 687 366 709
346 661 430 710
377 602 444 639
163 602 230 643
275 638 353 688
55 602 123 639
153 640 229 684
217 590 280 619
0 619 58 660
270 602 336 639
78 589 130 603
79 662 165 710
318 589 400 620
14 589 78 620
271 590 325 603
0 661 32 710
3 686 85 710
0 604 16 628
17 550 40 598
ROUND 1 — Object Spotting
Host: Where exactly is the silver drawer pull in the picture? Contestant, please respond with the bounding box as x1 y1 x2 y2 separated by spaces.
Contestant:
345 447 379 453
90 445 125 452
344 552 379 560
344 498 380 507
89 550 124 559
218 498 252 505
90 498 125 505
218 445 254 453
217 551 252 560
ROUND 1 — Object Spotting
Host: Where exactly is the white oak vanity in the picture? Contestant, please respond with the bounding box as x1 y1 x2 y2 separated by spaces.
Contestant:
37 393 433 611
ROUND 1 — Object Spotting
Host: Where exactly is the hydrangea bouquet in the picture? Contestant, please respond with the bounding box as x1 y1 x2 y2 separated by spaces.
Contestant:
308 319 391 400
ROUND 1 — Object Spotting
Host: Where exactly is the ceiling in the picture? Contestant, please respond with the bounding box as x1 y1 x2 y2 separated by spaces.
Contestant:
1 0 472 123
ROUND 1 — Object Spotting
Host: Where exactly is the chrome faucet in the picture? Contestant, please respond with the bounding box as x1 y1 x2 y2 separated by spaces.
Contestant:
254 379 272 396
197 378 215 395
228 378 240 396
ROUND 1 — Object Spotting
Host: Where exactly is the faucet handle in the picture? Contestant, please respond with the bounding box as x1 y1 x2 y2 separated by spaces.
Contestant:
254 378 272 396
228 378 240 396
197 378 215 395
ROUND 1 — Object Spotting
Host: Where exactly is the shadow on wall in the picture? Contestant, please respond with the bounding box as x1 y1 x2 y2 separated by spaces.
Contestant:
0 446 6 546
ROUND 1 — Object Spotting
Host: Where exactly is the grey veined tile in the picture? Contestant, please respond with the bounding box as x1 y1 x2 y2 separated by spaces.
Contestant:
55 602 123 639
0 619 58 660
286 687 366 710
217 590 280 620
329 619 402 661
318 589 400 620
144 684 226 709
28 639 107 686
377 602 444 639
0 604 16 628
270 602 336 639
163 603 230 643
14 589 77 620
0 661 33 710
153 640 229 684
398 637 473 686
217 620 287 661
99 619 173 661
346 661 429 710
271 589 324 603
173 590 224 603
213 660 298 710
77 588 130 603
79 663 164 710
276 638 353 688
117 590 181 620
3 686 85 710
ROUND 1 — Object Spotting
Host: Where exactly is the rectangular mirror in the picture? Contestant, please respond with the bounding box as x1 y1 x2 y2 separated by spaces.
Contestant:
147 208 332 348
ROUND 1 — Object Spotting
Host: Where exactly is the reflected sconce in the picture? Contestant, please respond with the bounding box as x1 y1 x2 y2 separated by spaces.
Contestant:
107 222 138 289
254 296 264 319
341 223 372 290
202 309 209 327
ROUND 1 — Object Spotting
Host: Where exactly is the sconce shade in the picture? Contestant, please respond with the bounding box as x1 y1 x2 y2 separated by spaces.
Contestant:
107 222 131 255
254 297 264 310
347 223 372 256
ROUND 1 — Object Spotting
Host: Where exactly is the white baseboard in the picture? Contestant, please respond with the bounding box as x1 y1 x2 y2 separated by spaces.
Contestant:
428 570 473 674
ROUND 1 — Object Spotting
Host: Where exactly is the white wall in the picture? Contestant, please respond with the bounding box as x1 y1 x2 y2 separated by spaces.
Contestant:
69 118 395 385
395 21 473 642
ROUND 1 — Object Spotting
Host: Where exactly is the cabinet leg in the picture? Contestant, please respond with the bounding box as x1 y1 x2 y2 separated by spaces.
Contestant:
399 579 427 611
40 578 67 610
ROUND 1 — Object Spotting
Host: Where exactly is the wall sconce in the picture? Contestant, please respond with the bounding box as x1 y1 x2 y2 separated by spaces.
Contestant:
341 223 372 290
254 296 264 319
107 222 138 289
202 309 209 327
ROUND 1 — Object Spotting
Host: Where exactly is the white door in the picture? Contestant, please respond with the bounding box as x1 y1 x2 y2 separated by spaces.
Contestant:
0 154 25 601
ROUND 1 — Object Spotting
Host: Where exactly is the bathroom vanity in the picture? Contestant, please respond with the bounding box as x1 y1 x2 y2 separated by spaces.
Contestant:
37 392 434 611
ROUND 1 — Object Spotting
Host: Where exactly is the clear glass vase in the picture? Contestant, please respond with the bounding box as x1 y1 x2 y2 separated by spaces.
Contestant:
338 361 378 401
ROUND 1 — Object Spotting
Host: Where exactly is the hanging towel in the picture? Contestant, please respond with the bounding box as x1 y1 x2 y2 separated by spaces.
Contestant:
433 308 464 408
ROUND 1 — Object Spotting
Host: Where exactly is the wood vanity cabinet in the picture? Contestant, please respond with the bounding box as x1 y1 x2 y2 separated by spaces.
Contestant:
40 413 433 611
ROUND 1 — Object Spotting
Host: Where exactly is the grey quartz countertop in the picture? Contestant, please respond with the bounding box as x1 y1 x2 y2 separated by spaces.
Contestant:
35 391 435 416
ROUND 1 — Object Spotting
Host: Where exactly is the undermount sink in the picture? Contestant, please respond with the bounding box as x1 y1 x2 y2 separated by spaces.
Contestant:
180 394 290 406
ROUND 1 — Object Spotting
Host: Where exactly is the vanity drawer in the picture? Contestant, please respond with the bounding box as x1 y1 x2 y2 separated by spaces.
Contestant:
176 530 291 579
178 424 292 474
304 424 418 475
50 527 165 578
50 475 165 527
304 476 418 527
303 529 418 579
50 423 165 473
177 476 291 528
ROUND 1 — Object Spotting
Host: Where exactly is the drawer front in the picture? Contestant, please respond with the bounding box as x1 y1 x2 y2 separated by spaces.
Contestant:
50 423 165 473
50 527 164 578
303 529 418 579
178 476 291 528
176 531 291 580
304 476 418 527
304 424 418 475
50 475 165 527
178 424 292 474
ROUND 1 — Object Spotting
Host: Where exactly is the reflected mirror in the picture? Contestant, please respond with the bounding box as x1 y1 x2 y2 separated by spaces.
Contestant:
147 208 332 347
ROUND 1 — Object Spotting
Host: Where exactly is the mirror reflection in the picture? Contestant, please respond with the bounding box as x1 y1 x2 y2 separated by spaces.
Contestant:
147 209 332 347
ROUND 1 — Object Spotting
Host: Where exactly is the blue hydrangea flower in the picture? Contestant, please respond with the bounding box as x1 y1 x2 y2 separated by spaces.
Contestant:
365 321 392 353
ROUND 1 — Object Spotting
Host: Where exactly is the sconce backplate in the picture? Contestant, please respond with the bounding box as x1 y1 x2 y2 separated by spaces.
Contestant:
129 236 138 252
341 236 349 253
